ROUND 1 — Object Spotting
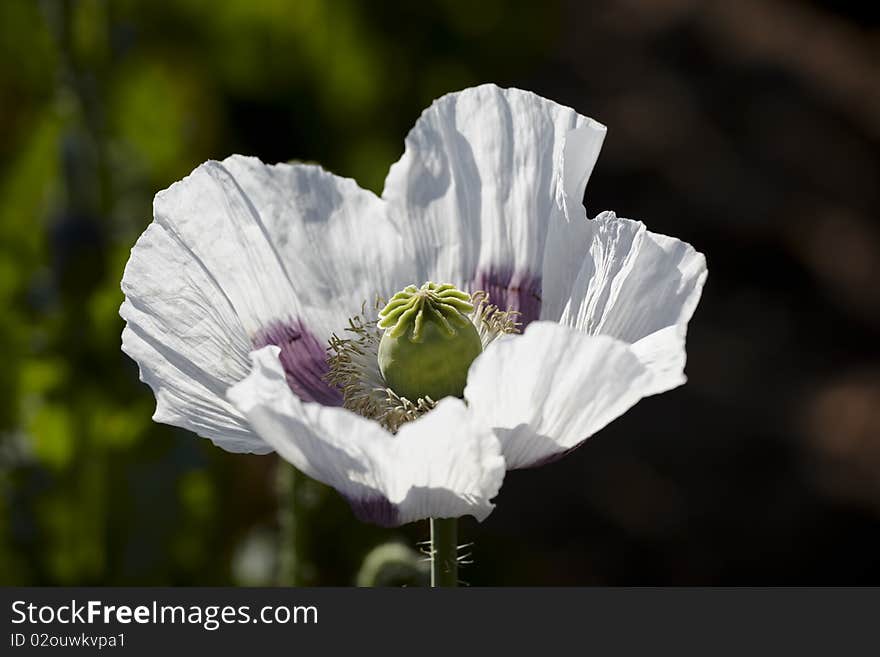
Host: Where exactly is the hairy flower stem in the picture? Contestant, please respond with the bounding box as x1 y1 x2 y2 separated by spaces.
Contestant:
276 462 300 585
430 518 458 587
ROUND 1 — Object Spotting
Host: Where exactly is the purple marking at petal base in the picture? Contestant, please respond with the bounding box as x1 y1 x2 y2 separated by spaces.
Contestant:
253 320 343 406
347 495 400 527
472 267 542 326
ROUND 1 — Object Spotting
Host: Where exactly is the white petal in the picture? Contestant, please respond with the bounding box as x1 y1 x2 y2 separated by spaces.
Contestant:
559 212 707 342
219 155 419 338
557 211 707 378
383 83 606 324
124 155 414 442
229 346 506 526
464 321 682 469
149 158 342 405
152 159 302 336
120 223 266 453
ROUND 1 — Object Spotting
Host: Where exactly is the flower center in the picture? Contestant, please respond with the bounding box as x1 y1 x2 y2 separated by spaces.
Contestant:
377 282 483 401
325 289 519 432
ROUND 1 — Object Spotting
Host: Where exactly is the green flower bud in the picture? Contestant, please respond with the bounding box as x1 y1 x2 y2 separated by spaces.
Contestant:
377 282 482 401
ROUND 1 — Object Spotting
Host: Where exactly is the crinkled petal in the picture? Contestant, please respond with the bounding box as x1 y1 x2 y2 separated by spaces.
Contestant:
557 211 707 378
228 346 506 526
383 83 606 324
219 155 418 338
122 156 417 448
558 211 707 343
151 159 303 336
120 222 266 453
464 321 683 469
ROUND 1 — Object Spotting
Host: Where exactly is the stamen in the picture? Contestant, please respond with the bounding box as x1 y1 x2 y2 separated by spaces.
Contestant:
469 290 522 346
325 291 520 433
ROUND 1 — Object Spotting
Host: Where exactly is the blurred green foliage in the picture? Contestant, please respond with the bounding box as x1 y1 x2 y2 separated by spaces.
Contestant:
0 0 558 585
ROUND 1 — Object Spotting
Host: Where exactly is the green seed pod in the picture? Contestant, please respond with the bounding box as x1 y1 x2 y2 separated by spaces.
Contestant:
377 282 482 401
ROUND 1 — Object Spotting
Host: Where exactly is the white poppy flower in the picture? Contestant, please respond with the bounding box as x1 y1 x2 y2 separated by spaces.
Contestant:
121 84 706 528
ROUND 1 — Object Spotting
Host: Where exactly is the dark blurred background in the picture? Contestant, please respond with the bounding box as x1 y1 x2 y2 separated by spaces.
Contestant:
1 0 878 585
